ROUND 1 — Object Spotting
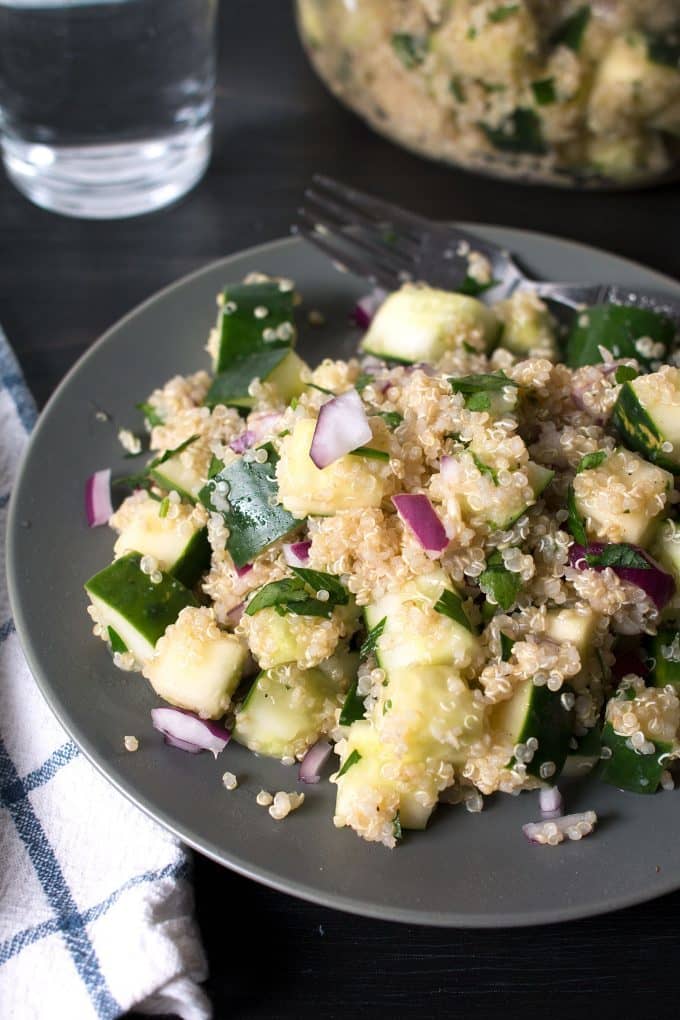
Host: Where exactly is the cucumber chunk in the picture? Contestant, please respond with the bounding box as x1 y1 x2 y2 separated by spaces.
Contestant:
276 418 388 517
490 680 573 780
113 494 210 588
233 663 345 760
199 443 302 568
212 280 296 374
494 291 558 359
649 628 680 690
545 606 600 660
361 284 499 363
571 447 671 545
613 368 680 473
566 303 674 369
599 723 671 794
364 571 480 673
85 552 198 666
651 519 680 590
142 606 247 719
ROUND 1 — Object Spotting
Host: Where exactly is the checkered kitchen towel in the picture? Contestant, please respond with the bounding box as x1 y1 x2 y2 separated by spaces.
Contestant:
0 329 211 1019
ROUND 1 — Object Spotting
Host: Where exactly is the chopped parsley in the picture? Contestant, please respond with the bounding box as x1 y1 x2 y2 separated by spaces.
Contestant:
339 680 366 727
531 78 556 106
245 568 347 619
481 108 547 155
391 32 428 69
449 372 516 395
567 484 588 546
472 452 498 485
337 749 362 778
576 450 607 473
488 4 519 22
615 365 638 385
479 550 522 611
550 5 590 53
585 544 650 570
433 589 473 632
136 401 164 427
361 616 387 659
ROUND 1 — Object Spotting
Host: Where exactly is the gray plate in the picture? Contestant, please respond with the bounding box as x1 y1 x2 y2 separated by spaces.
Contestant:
8 229 680 927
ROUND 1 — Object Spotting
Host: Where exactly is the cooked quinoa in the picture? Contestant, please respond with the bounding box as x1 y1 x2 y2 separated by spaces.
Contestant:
85 270 680 848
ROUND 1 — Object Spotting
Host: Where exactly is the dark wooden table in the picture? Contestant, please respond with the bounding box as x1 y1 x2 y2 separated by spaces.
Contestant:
3 3 680 1017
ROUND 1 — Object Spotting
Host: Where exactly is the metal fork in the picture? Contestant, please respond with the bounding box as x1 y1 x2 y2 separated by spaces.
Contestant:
296 175 680 324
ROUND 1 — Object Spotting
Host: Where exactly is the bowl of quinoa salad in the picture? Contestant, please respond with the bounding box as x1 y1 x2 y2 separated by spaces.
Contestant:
296 0 680 188
8 227 680 925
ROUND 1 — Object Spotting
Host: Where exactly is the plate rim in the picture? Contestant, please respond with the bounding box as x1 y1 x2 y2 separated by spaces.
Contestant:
8 227 680 928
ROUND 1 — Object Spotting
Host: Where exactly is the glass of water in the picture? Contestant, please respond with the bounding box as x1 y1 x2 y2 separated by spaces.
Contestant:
0 0 217 218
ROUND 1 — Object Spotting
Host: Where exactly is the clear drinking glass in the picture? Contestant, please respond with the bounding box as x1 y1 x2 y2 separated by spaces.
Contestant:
0 0 217 218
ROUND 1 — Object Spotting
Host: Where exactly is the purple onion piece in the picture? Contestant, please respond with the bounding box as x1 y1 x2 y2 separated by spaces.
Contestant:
298 740 332 784
309 389 372 469
568 542 674 610
85 468 113 527
352 287 388 329
150 707 230 758
283 540 312 567
226 601 245 628
539 786 563 820
391 493 449 553
229 430 256 454
235 562 253 578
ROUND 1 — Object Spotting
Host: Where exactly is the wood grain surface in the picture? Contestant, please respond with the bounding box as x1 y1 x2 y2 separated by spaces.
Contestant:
2 3 679 1017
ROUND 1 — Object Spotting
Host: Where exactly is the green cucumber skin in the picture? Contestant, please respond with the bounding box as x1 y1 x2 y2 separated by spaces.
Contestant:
516 684 573 780
214 281 294 373
84 552 197 647
170 527 211 589
650 629 680 689
198 444 302 568
613 382 679 473
599 722 670 794
566 304 673 370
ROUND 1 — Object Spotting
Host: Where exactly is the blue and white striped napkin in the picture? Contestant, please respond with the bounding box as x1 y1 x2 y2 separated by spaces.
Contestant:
0 329 211 1020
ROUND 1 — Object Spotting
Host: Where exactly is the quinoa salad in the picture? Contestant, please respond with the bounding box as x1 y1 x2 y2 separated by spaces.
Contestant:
85 268 680 849
297 0 680 187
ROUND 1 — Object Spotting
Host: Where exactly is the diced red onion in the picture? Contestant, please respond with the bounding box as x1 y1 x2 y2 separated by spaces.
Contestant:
151 707 230 758
226 601 245 628
85 468 113 527
298 739 332 784
229 430 256 454
392 493 449 554
283 540 311 567
309 388 372 469
235 563 253 578
568 543 674 610
539 786 563 819
523 811 597 845
352 287 387 329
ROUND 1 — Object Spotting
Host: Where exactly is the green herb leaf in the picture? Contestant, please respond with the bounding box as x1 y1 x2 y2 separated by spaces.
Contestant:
361 616 387 659
290 567 349 605
433 589 473 632
450 76 465 102
393 812 403 841
244 578 326 617
391 32 428 69
107 626 128 654
378 411 403 430
198 443 301 568
585 544 650 570
481 108 547 155
308 382 335 395
531 77 556 105
615 365 638 384
339 680 366 726
479 550 522 611
337 749 362 778
472 452 498 485
489 4 519 22
551 5 590 52
500 632 515 661
149 434 200 471
136 401 164 427
158 497 170 519
354 372 374 392
350 446 390 462
457 274 498 297
567 484 588 546
208 454 224 479
205 347 292 409
449 372 516 395
576 450 607 473
465 392 491 412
